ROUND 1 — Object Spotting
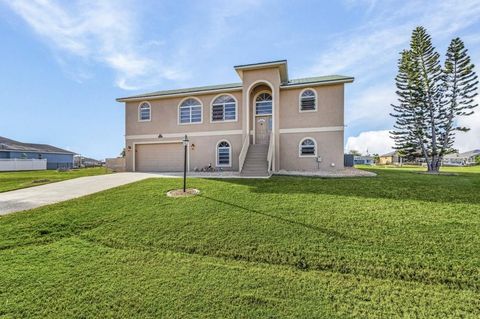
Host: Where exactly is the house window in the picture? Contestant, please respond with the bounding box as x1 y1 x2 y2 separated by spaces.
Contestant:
299 138 317 157
212 95 236 122
256 92 272 115
300 89 316 111
217 140 231 167
179 98 202 124
139 102 151 121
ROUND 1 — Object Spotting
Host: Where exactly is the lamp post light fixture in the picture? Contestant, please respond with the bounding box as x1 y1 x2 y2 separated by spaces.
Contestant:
182 135 189 192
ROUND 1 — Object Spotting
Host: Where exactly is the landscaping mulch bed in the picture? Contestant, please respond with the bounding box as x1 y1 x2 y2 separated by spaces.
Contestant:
166 188 200 197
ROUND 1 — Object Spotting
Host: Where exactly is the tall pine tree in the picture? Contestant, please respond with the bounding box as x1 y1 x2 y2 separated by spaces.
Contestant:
391 27 477 172
440 38 479 159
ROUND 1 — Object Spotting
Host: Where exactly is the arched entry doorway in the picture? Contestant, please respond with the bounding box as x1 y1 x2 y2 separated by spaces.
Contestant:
254 91 272 144
249 81 274 145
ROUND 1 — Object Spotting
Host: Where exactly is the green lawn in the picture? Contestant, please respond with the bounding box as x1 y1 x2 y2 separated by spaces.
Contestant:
0 167 110 192
0 167 479 318
357 164 480 174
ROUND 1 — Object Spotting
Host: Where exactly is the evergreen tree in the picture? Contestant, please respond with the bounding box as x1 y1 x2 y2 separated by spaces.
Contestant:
440 38 479 158
390 27 478 172
391 50 427 162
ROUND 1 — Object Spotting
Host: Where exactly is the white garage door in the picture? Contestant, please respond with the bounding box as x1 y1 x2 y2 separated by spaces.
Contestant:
135 143 184 172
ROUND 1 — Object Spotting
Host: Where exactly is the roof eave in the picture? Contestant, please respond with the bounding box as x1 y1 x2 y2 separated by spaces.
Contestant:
280 77 354 89
116 86 243 102
0 149 76 155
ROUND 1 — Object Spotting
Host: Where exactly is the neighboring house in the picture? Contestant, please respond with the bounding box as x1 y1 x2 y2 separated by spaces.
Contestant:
354 156 375 165
0 136 75 169
117 60 353 176
74 155 103 168
443 149 480 166
379 151 403 165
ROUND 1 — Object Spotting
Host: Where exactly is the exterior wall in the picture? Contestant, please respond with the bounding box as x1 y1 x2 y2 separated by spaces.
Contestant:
125 91 243 137
279 84 344 128
276 84 345 171
279 131 345 171
6 151 73 169
125 135 242 172
125 90 243 172
0 151 9 159
241 68 282 170
123 65 349 173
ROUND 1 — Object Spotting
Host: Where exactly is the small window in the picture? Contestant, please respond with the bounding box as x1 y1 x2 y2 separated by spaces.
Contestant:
217 141 231 167
299 138 316 157
212 95 236 122
139 102 151 121
179 98 202 124
300 89 316 111
256 92 272 115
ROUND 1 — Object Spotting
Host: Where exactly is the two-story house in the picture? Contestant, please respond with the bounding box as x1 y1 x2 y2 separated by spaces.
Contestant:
117 60 353 176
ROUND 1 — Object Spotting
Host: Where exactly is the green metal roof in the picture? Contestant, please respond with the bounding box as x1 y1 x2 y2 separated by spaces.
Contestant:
234 59 287 69
116 75 354 102
116 82 242 101
284 75 354 86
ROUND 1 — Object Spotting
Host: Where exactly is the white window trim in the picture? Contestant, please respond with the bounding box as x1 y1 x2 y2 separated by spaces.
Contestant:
177 96 203 125
210 93 238 123
298 137 317 157
216 139 232 167
138 101 152 122
298 88 317 113
254 90 273 117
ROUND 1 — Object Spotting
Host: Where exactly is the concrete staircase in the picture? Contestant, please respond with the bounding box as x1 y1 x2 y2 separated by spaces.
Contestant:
241 144 269 177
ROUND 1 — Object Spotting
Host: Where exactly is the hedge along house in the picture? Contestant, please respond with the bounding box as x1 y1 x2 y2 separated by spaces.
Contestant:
117 60 354 176
0 136 75 170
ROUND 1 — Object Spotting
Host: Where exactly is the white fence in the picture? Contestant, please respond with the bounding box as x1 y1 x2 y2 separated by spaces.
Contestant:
0 159 47 171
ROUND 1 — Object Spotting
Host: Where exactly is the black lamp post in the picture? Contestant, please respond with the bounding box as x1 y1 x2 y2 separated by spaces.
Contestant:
182 135 189 192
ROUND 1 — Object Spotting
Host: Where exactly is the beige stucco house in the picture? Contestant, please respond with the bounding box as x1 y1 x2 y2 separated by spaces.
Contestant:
117 60 353 176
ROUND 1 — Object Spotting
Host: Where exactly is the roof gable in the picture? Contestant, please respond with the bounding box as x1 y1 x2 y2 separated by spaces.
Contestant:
234 60 288 83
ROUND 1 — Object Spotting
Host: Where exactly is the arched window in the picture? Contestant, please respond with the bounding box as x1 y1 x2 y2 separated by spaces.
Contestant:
138 102 151 121
255 92 272 115
299 138 317 157
212 95 237 122
179 98 202 124
299 89 317 111
217 140 231 167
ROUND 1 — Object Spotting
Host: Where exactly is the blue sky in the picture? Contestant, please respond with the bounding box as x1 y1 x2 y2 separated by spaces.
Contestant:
0 0 479 159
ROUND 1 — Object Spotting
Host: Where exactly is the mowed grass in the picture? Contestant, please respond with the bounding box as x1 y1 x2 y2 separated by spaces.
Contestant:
0 167 110 192
357 164 480 174
0 167 479 318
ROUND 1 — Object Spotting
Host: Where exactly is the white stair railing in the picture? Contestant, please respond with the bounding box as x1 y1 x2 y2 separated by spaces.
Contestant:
238 135 250 172
267 132 274 173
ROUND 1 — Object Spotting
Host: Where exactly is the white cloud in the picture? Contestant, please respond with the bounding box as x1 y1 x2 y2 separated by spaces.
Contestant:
3 0 267 90
347 100 480 156
311 0 480 77
332 0 480 154
346 130 394 155
3 0 187 90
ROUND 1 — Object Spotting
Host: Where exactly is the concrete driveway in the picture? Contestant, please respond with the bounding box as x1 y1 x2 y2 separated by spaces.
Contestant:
0 173 157 216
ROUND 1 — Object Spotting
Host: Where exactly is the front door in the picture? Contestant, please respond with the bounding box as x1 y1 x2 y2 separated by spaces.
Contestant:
255 116 272 144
